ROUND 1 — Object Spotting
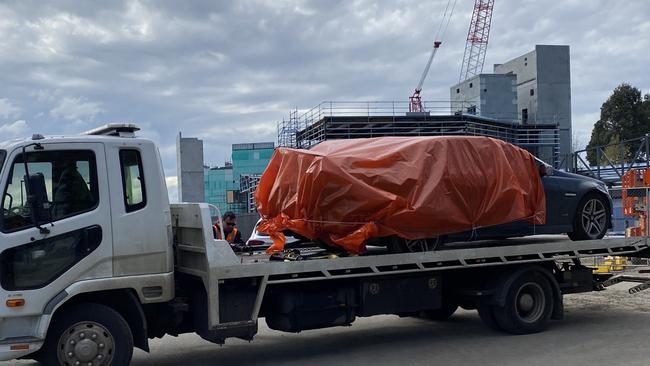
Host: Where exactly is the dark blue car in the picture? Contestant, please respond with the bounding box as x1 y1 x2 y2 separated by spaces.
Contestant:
389 158 613 253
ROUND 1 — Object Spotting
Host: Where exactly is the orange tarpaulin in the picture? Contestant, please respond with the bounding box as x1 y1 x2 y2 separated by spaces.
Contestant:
255 136 546 254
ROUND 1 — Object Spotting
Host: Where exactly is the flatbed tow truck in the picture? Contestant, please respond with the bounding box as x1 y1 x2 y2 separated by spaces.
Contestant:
1 124 649 365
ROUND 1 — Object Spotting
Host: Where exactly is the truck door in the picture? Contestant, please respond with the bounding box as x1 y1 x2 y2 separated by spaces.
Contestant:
0 143 112 321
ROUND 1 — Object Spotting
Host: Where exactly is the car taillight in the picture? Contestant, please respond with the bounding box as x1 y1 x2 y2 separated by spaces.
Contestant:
247 240 265 246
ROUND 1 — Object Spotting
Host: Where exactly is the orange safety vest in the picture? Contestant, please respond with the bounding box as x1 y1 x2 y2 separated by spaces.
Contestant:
213 224 238 243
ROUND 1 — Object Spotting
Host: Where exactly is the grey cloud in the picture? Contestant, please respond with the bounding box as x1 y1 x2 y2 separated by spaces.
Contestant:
0 0 647 191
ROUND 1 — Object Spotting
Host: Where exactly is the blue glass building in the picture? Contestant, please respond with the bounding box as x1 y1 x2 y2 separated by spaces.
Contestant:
204 142 274 214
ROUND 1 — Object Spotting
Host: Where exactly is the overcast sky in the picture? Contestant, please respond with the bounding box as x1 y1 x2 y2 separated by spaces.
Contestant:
0 0 648 201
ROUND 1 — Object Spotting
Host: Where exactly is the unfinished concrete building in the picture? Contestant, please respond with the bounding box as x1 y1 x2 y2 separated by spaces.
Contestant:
279 101 558 165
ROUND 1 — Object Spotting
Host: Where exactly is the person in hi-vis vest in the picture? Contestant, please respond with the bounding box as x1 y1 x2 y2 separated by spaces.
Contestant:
213 211 244 244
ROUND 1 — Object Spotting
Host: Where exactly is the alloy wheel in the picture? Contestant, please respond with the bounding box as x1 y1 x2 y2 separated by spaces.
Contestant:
580 198 607 238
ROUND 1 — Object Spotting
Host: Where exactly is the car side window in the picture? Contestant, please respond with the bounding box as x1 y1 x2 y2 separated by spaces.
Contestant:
1 150 98 232
119 149 146 212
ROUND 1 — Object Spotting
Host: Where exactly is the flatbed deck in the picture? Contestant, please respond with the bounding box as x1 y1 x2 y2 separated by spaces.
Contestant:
222 236 647 283
171 204 649 284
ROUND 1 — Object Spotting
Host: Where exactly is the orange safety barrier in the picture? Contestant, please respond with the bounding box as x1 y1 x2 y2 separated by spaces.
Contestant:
622 169 650 237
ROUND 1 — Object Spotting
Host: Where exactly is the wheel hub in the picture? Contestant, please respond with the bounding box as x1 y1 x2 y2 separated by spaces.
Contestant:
75 339 99 362
518 293 535 312
515 283 545 323
58 321 114 366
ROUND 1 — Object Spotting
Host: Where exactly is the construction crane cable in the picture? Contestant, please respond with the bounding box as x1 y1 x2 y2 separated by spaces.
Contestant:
439 0 459 41
415 0 458 91
434 0 453 40
409 0 459 113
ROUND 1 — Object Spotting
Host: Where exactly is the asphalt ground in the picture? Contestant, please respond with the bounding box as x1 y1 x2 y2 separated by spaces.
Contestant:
5 277 650 366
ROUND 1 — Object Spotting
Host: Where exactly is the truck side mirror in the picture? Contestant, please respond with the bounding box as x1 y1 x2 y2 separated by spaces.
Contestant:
25 173 52 224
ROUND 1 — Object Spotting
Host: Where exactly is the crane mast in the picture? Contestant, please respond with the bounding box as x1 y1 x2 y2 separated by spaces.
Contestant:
458 0 495 82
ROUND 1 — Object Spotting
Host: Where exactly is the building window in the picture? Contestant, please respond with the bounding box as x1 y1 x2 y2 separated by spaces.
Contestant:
456 88 460 93
530 89 535 96
119 150 146 212
467 105 477 114
469 83 473 88
522 108 529 124
483 89 488 92
253 151 260 160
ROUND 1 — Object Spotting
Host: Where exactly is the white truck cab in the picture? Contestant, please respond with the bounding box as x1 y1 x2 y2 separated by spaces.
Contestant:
0 124 174 363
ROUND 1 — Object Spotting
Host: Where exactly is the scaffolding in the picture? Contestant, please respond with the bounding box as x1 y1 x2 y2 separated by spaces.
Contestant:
277 109 300 148
240 174 262 213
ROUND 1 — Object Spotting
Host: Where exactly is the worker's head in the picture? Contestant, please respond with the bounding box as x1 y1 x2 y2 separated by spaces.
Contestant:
222 211 236 234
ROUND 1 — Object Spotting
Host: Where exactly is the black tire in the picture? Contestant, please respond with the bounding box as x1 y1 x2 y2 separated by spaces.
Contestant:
491 271 554 334
39 303 134 366
387 236 445 253
477 305 501 331
569 192 610 240
420 302 459 321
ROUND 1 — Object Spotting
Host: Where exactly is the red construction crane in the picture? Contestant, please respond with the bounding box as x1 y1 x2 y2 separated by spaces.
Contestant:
458 0 495 82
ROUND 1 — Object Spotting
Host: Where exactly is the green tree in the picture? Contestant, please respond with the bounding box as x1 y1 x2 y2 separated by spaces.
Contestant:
586 83 650 165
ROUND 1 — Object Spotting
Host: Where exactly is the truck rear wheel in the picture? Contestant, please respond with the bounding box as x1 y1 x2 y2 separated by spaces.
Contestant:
39 303 133 366
491 271 553 334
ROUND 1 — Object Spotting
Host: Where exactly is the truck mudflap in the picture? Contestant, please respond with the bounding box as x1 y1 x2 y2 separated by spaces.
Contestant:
198 321 258 345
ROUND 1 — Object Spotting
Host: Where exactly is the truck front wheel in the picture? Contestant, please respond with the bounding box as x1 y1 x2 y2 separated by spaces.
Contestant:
39 303 134 366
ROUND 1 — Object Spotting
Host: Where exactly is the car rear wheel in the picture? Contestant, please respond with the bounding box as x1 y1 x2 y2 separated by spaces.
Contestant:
569 193 609 240
387 236 444 253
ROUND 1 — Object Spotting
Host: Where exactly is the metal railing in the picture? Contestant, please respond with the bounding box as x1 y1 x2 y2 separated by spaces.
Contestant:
278 100 569 149
565 135 650 184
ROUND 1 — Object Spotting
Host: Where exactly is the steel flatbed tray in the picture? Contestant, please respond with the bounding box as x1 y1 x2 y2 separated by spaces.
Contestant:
234 235 643 263
170 204 649 284
222 236 648 283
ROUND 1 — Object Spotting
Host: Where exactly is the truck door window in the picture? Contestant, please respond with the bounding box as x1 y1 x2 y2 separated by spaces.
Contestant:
0 225 102 290
1 150 98 232
119 149 146 212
